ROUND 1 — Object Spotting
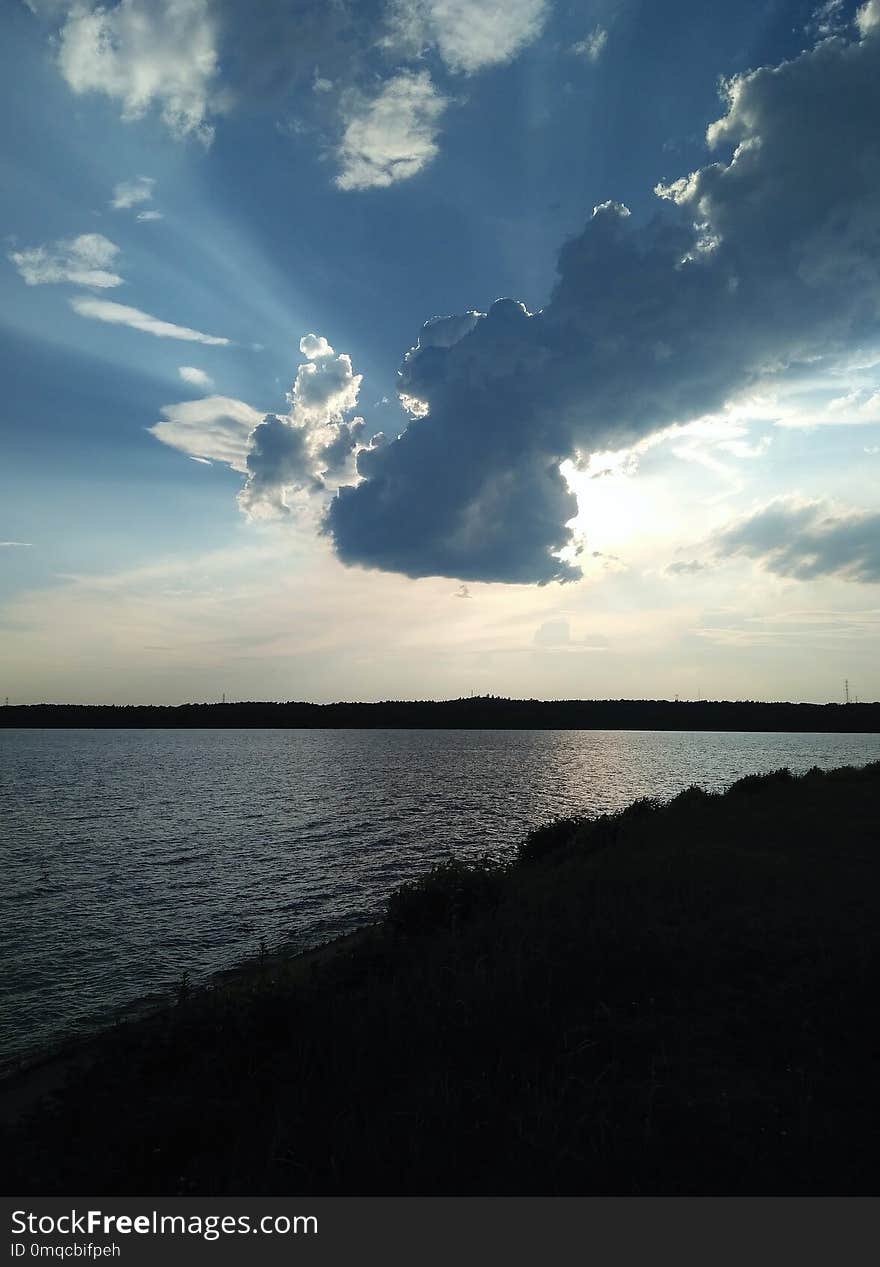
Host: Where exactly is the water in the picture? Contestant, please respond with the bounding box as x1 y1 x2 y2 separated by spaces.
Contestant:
1 727 878 1072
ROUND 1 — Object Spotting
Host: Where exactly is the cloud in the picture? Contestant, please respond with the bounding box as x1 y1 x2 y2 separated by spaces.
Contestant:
34 2 544 188
665 559 710 576
335 70 447 191
178 366 214 389
714 498 880 584
70 297 230 344
135 210 163 222
238 336 365 517
149 396 263 471
56 0 219 143
0 540 34 548
299 332 334 360
111 176 155 209
383 0 548 74
806 1 847 39
571 26 608 63
326 13 880 584
9 233 122 288
150 335 366 511
237 415 316 518
289 334 362 420
819 387 880 425
858 0 880 34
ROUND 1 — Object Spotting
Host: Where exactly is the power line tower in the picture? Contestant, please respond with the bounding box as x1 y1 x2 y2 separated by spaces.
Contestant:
845 679 850 705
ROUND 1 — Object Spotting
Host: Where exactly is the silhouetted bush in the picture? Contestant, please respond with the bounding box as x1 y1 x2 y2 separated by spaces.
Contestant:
617 795 663 821
670 784 712 808
729 767 794 795
517 816 590 864
386 855 507 935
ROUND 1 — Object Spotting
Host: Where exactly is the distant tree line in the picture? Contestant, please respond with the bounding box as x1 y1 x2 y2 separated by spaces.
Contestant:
2 697 879 732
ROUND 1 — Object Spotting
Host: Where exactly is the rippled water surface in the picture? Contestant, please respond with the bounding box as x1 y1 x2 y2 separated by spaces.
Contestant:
2 727 878 1070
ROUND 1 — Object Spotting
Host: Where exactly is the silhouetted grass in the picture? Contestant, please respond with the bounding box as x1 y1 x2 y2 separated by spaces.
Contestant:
3 760 880 1195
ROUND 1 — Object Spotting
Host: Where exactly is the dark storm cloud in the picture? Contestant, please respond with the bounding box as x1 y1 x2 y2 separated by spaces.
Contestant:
326 8 880 584
715 499 880 584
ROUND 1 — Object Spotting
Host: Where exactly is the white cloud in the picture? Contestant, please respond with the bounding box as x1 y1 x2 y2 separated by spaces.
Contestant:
384 0 548 74
70 297 230 345
335 70 447 191
823 387 880 424
136 210 163 222
9 233 122 288
111 175 155 210
178 366 214 389
151 336 366 517
299 333 334 360
571 26 608 63
0 540 34 548
287 340 362 422
858 0 880 35
57 0 219 143
238 336 365 517
149 396 262 471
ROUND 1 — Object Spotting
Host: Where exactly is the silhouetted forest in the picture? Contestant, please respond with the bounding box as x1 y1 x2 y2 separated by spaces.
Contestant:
4 760 880 1195
3 696 879 731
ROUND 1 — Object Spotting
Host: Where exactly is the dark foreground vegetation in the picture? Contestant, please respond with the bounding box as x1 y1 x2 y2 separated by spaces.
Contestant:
3 696 879 731
4 761 880 1195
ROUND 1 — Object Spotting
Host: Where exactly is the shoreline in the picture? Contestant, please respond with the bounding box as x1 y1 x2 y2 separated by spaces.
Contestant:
4 747 880 1114
5 759 880 1195
0 923 379 1125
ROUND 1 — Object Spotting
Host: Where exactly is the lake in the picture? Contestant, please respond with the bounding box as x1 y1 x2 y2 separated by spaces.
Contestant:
2 726 878 1072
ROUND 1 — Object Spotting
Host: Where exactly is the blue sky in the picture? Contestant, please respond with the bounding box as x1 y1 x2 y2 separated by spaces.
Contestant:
2 0 880 703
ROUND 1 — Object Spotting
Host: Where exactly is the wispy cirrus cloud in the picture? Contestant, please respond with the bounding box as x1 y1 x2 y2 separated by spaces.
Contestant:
149 396 262 470
570 26 608 63
9 234 123 289
178 366 214 390
70 297 230 345
111 175 155 210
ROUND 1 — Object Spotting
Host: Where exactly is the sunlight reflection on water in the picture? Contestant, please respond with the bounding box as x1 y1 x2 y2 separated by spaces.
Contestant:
1 726 878 1069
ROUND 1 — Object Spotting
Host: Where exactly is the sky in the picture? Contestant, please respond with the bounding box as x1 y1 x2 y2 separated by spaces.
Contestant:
2 0 879 705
